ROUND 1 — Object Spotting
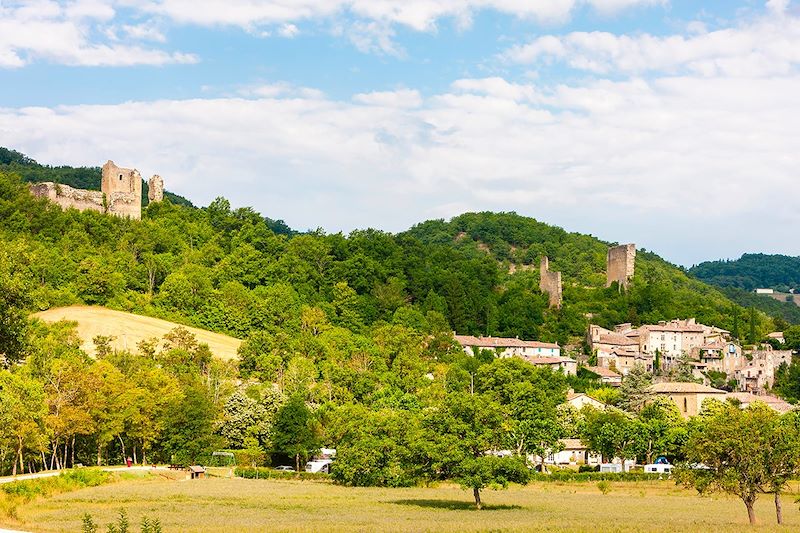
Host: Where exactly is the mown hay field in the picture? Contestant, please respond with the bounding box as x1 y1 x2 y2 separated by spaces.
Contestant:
4 476 800 532
33 306 242 360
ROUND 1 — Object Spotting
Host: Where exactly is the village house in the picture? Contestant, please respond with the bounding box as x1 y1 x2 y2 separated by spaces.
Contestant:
583 366 623 387
649 382 727 418
454 335 561 358
565 390 606 410
734 348 793 393
589 319 742 376
547 439 602 467
767 331 785 344
453 334 576 375
725 392 795 414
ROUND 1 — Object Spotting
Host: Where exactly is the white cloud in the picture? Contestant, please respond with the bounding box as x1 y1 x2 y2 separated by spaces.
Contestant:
502 3 800 77
278 23 299 38
0 0 670 66
353 89 423 108
0 1 194 68
3 66 800 264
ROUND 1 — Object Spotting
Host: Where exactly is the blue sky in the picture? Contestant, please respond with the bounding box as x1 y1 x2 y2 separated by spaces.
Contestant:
1 0 799 266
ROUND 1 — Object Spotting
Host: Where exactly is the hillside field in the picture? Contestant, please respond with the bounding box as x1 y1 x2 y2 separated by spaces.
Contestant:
3 477 799 532
32 306 242 360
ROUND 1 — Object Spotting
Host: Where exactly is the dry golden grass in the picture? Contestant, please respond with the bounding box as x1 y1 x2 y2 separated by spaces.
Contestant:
32 306 242 360
4 476 800 532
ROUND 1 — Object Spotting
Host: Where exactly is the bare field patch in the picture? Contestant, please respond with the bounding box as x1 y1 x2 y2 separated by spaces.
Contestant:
33 306 242 360
4 477 800 532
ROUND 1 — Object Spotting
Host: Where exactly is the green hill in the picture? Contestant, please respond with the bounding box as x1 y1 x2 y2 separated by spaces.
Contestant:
688 253 800 325
689 253 800 292
0 155 776 353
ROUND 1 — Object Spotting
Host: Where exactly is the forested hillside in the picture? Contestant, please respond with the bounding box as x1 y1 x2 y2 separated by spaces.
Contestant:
690 253 800 292
0 164 784 483
0 170 772 355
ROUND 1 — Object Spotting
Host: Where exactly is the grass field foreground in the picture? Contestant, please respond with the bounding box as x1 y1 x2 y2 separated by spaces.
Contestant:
4 477 800 532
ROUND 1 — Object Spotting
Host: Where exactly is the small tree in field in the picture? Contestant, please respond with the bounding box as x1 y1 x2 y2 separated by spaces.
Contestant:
678 401 775 525
421 392 529 509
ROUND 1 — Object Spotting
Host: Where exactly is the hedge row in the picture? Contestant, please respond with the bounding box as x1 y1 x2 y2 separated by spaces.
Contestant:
531 472 664 482
234 467 330 481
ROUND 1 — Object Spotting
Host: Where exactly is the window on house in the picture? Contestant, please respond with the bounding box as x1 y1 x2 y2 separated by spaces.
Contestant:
119 174 123 180
683 398 688 412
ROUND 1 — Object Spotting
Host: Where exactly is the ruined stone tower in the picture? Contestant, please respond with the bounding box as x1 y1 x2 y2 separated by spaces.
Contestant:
148 175 164 203
30 160 165 220
101 160 142 219
606 244 636 290
539 256 563 309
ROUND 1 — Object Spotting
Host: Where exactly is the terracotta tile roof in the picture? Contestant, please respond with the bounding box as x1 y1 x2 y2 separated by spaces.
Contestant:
649 382 726 394
524 356 567 365
584 366 621 378
598 334 639 346
561 438 587 449
726 392 795 413
454 335 559 350
644 324 705 333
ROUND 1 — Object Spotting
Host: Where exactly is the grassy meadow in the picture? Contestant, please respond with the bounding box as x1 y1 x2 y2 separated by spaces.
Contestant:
33 306 242 359
3 475 800 532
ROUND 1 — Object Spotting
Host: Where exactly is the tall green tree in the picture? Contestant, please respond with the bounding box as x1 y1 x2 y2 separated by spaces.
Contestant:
271 393 319 472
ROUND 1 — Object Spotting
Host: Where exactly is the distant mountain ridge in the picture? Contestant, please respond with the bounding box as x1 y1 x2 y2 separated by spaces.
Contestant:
688 253 800 325
689 253 800 292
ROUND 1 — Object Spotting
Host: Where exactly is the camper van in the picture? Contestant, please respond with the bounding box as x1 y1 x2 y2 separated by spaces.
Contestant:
305 459 333 474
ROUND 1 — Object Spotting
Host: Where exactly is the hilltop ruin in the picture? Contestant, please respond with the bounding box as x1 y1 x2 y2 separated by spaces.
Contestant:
30 160 164 220
606 243 636 289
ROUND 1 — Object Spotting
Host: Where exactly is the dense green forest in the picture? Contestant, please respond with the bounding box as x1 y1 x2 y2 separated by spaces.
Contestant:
0 165 773 350
690 253 800 292
688 253 800 325
1 159 795 499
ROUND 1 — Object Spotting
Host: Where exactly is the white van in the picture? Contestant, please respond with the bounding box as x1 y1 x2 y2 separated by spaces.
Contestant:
644 463 672 474
305 459 333 474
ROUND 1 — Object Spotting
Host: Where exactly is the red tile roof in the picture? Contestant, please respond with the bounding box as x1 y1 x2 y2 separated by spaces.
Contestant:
454 335 559 350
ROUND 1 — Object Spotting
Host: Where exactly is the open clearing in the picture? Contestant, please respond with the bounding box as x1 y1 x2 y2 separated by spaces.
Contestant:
32 306 242 360
4 477 800 532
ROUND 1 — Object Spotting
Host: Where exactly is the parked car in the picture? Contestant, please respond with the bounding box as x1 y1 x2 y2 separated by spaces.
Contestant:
274 465 295 472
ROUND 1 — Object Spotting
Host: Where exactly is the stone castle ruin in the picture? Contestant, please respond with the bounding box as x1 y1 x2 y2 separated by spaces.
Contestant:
30 160 164 220
606 243 636 289
539 256 563 309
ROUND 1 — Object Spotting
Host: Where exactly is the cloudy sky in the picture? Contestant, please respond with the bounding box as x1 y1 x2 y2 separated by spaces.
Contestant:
1 0 798 266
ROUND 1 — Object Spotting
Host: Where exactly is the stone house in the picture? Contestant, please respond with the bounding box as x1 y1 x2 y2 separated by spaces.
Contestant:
649 382 727 418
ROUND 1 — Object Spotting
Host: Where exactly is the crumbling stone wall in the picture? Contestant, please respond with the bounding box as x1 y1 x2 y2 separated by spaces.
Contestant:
607 244 636 289
30 160 166 220
101 160 142 219
148 175 164 203
29 182 105 214
539 256 563 309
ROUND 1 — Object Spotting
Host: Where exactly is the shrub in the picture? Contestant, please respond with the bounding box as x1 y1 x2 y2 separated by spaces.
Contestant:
597 480 611 495
234 467 330 481
530 472 660 483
